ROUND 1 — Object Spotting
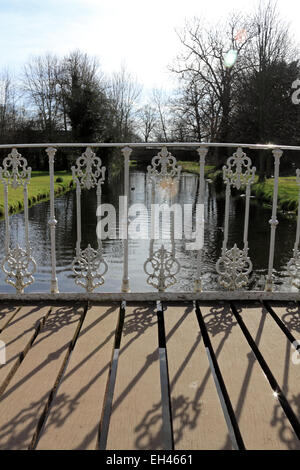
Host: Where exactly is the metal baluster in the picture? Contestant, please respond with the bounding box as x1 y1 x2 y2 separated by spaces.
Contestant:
144 147 181 291
286 171 300 286
0 148 36 293
121 146 132 293
46 147 59 293
265 148 283 291
75 179 82 257
195 147 208 292
3 183 10 255
71 146 107 292
216 147 255 290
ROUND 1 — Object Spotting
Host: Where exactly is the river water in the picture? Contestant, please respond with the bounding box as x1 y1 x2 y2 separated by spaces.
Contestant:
0 169 297 293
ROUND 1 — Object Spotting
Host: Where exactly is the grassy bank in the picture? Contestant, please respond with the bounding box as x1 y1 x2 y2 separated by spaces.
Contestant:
178 161 215 176
253 177 299 213
206 171 300 213
179 161 299 215
0 171 74 217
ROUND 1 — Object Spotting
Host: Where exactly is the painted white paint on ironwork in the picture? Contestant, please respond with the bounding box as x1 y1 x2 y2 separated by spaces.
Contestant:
0 148 36 293
46 147 59 294
147 146 181 181
71 146 107 292
0 141 296 297
216 147 256 290
121 146 132 292
265 149 283 291
287 168 300 287
195 147 208 292
0 142 297 151
144 147 181 291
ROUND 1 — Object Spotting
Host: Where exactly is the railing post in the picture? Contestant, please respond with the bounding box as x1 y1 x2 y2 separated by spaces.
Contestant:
265 148 283 291
195 147 208 292
121 146 132 293
46 147 59 294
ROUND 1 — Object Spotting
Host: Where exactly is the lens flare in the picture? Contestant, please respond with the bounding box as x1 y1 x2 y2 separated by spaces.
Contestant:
224 50 238 68
235 29 247 43
159 178 179 198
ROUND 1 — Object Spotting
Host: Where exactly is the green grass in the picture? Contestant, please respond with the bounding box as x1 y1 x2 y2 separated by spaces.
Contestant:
0 171 74 217
180 161 299 215
207 168 299 213
253 176 299 212
178 161 215 176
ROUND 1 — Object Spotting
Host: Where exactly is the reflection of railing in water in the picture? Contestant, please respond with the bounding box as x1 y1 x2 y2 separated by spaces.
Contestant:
0 141 300 299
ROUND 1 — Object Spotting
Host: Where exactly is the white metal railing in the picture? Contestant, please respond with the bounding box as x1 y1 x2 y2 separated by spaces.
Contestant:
0 141 299 300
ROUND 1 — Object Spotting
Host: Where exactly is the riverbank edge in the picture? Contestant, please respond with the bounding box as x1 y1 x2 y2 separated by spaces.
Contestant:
180 162 299 218
0 173 74 218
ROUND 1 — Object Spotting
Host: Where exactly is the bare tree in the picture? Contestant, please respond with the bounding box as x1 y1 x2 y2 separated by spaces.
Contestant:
108 65 142 141
137 104 157 142
171 12 256 144
152 88 171 141
247 0 296 179
23 54 61 140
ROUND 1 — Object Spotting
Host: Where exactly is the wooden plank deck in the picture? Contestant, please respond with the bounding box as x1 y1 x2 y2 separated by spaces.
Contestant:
0 300 299 450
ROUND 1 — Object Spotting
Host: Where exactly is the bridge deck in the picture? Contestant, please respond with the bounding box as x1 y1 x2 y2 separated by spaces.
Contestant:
0 300 299 450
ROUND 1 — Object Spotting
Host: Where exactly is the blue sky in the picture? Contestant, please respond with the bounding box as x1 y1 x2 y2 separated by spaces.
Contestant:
0 0 299 91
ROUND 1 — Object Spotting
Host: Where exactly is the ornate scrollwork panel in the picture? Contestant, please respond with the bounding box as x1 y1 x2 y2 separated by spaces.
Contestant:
286 169 300 288
144 245 180 292
147 146 181 182
287 249 300 288
71 146 105 189
72 244 108 293
2 244 36 293
0 148 31 188
0 148 36 293
71 147 107 292
216 147 255 290
223 147 256 189
216 244 252 290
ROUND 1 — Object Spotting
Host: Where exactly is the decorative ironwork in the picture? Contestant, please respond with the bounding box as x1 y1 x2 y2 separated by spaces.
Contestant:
144 245 180 292
144 147 181 291
223 147 255 189
287 168 300 288
287 250 300 288
71 147 107 292
195 147 208 292
46 147 59 293
121 146 132 292
0 148 36 293
216 147 256 290
216 244 253 290
147 146 181 182
72 244 108 293
71 146 105 189
2 244 36 294
265 148 283 291
0 148 31 188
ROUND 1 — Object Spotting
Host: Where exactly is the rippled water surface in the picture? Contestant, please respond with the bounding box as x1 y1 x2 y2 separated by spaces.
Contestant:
0 169 297 293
